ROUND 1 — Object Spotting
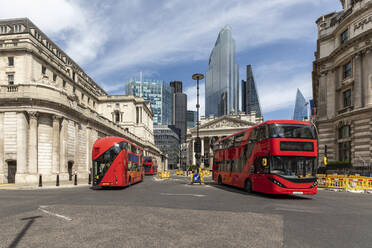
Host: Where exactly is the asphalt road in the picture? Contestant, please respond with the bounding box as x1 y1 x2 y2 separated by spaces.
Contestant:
0 175 371 248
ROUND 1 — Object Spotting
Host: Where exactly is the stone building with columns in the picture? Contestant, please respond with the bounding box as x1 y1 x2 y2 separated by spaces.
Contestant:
312 0 372 167
186 112 263 169
0 18 162 184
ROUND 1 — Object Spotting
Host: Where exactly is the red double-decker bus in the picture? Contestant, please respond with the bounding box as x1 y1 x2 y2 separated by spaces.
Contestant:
212 120 318 195
143 156 158 175
92 136 144 187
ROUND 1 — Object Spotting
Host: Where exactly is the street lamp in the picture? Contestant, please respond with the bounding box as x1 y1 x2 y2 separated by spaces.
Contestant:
192 73 204 172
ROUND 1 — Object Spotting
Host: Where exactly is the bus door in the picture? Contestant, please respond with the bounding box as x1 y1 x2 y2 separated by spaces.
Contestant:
252 156 269 192
123 150 129 185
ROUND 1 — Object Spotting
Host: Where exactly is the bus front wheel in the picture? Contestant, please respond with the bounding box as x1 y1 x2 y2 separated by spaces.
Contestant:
245 179 252 193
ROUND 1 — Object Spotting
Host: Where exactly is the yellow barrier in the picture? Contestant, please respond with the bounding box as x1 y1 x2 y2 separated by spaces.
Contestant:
158 171 170 179
176 170 183 176
190 173 204 184
317 175 372 192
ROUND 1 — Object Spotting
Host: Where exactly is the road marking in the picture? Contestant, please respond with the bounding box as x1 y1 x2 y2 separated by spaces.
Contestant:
274 207 313 213
38 206 72 221
160 193 206 197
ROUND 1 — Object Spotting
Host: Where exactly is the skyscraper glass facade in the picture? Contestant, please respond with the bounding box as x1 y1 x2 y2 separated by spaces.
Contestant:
293 88 308 121
205 25 239 117
186 110 197 128
241 65 262 117
125 79 172 125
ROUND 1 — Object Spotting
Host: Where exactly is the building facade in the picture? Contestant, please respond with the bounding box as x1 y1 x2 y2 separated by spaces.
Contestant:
293 88 308 121
187 110 197 128
241 65 262 117
125 79 172 125
205 25 239 117
154 125 180 169
0 18 163 184
312 0 372 167
170 81 187 143
186 111 263 169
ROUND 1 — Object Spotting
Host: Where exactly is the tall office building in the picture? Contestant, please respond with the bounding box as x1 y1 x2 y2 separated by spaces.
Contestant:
126 79 172 125
241 65 262 117
187 110 197 128
170 81 187 143
205 25 239 117
293 89 308 121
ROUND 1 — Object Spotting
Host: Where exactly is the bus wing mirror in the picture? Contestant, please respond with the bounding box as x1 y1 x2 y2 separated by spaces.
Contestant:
262 158 268 167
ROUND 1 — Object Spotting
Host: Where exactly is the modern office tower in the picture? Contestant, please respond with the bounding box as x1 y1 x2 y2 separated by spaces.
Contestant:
126 79 172 125
205 25 239 117
241 65 262 117
293 89 308 121
187 110 197 128
154 125 181 170
170 81 187 143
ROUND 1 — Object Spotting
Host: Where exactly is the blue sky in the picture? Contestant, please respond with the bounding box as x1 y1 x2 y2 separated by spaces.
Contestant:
2 0 342 120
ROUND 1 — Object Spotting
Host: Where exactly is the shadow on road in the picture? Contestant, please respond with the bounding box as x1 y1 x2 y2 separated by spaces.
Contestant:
8 215 42 248
207 182 313 200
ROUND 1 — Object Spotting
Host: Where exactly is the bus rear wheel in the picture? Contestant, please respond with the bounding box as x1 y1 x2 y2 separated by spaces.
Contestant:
245 179 252 193
218 176 222 185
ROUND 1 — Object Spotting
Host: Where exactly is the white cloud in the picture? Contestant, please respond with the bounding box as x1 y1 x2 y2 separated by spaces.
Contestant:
0 0 108 64
184 82 205 118
91 0 334 76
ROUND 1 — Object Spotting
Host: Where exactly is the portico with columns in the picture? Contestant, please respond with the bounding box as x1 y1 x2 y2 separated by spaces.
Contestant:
186 112 262 169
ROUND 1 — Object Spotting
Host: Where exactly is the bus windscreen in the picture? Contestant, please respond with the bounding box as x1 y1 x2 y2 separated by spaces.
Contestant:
270 156 316 178
269 124 315 139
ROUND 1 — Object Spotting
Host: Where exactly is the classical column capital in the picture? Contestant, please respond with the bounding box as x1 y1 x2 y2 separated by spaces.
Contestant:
28 111 39 120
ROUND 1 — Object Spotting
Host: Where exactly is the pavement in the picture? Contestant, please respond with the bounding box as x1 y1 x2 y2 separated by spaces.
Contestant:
0 175 371 248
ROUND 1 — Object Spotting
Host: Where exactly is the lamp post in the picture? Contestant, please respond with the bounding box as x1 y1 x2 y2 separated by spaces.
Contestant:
192 73 204 172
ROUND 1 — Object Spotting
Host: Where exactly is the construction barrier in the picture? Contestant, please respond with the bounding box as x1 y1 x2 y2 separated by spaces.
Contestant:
190 173 204 184
316 175 372 192
158 171 170 179
176 170 184 176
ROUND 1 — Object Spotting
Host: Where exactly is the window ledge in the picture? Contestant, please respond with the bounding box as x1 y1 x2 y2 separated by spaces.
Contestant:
336 78 354 91
338 105 354 114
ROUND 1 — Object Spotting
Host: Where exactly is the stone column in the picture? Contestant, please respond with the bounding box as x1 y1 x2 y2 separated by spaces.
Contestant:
0 112 4 184
74 122 80 174
28 112 38 174
366 49 372 106
201 137 205 168
16 112 28 182
86 127 92 172
59 118 68 173
192 139 196 166
52 115 61 174
353 53 363 109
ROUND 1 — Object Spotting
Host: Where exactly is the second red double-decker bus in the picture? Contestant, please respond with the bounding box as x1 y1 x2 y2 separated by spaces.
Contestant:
143 156 158 175
212 120 318 195
92 136 144 187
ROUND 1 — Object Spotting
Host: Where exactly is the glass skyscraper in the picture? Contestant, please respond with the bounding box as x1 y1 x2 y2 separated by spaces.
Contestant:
125 79 172 125
293 88 308 121
241 65 262 117
205 25 239 117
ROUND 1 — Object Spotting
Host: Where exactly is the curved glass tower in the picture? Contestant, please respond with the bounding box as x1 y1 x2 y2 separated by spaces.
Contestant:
205 25 239 117
293 88 308 121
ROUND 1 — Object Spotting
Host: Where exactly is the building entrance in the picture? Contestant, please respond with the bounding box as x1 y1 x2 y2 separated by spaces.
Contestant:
7 161 17 184
68 162 73 181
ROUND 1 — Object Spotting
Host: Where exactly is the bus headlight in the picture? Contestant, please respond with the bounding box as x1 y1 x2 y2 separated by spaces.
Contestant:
267 177 287 188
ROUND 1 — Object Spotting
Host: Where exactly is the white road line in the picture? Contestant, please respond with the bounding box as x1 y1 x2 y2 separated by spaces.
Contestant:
38 206 72 221
274 208 313 213
160 193 206 197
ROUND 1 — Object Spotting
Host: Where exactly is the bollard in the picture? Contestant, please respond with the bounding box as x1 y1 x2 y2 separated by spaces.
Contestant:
56 173 60 187
74 172 77 185
38 174 42 187
88 173 91 185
